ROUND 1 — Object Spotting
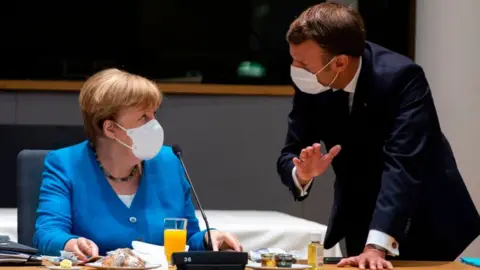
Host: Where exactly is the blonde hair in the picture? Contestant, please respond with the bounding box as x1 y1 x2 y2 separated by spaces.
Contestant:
79 68 162 146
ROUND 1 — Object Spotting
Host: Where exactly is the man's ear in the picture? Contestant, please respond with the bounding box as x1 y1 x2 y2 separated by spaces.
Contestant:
103 120 117 140
332 55 349 73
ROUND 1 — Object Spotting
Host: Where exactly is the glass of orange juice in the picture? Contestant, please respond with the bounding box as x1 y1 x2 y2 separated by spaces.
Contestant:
164 218 187 264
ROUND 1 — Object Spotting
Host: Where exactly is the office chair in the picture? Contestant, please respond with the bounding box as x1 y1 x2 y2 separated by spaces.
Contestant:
16 150 50 246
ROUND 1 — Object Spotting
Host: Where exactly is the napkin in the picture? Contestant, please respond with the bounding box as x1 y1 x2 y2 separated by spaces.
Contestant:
131 241 189 270
461 257 480 268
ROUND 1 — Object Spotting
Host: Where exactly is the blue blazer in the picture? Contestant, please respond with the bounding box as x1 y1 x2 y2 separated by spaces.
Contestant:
277 41 480 260
33 141 208 256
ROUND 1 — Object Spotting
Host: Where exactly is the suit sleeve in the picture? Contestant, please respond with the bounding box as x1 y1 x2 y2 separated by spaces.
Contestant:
33 152 78 255
276 87 321 201
369 65 436 242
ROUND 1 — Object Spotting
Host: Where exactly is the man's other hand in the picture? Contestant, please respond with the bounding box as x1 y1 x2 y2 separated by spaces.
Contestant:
338 245 394 269
293 143 341 184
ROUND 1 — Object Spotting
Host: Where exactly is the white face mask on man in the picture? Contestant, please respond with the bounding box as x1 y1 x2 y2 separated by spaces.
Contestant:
114 119 164 160
290 57 339 94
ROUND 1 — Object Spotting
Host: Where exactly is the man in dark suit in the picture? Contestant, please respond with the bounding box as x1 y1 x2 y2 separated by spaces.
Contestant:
277 2 480 269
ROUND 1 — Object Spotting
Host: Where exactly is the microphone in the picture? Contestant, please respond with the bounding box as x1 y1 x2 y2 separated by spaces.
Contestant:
170 144 248 270
172 144 213 251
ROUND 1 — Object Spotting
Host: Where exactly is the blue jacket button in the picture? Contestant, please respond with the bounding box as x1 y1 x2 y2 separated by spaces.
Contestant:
129 217 137 223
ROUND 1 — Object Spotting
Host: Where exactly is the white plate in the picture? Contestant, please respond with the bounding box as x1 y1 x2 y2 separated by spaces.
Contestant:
46 260 81 266
85 263 162 270
48 266 82 270
247 262 311 270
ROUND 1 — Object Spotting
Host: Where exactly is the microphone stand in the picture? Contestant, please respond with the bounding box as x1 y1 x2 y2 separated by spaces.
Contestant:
176 154 213 251
172 145 248 270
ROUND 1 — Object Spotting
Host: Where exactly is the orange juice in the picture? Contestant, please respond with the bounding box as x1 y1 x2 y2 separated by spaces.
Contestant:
164 229 187 263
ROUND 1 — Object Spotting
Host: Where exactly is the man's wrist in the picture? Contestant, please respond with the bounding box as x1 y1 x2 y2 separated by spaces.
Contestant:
292 167 313 197
366 229 399 256
364 244 387 258
295 171 312 185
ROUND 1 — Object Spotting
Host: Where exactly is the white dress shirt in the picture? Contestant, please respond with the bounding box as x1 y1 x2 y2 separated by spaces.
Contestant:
292 57 400 256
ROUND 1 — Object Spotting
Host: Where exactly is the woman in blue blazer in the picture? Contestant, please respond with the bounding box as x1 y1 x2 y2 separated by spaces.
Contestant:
33 68 242 259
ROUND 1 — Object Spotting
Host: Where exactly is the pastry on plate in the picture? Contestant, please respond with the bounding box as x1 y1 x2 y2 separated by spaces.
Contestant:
101 248 146 268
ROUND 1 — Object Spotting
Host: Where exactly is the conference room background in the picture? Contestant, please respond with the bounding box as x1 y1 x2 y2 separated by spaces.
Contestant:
0 0 413 83
0 0 478 257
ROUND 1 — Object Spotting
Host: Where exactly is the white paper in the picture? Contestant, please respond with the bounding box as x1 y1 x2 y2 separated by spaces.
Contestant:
131 241 189 270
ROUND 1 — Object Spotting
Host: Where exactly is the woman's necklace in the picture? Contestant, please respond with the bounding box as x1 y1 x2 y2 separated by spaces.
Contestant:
90 143 139 182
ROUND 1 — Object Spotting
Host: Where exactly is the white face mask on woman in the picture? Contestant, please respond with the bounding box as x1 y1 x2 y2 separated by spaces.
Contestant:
290 57 338 94
114 119 164 160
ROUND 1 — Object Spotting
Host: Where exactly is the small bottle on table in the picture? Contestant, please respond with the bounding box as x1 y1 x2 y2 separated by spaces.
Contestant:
307 231 324 270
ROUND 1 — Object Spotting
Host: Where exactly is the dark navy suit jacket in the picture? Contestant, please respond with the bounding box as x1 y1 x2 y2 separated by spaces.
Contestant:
277 41 480 260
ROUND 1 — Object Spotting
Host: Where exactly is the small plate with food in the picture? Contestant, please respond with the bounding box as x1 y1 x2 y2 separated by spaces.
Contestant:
47 266 82 270
86 248 161 270
46 259 82 270
46 253 102 266
247 253 311 270
246 262 311 270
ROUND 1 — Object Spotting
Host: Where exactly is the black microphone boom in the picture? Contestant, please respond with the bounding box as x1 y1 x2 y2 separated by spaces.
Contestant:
172 144 213 251
170 144 248 270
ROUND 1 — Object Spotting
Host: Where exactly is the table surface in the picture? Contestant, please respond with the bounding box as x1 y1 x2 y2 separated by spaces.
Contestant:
0 261 476 270
1 208 342 257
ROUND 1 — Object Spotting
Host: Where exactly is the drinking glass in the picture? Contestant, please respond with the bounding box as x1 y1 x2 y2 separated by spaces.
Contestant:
164 218 187 264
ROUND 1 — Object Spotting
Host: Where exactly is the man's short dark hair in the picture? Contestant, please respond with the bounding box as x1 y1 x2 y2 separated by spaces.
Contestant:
287 2 366 58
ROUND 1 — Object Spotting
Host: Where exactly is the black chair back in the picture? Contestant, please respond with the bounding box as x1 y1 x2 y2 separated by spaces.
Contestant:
16 150 50 246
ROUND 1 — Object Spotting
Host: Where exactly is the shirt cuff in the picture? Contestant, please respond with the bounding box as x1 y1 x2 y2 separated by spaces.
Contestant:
366 229 399 256
292 166 313 197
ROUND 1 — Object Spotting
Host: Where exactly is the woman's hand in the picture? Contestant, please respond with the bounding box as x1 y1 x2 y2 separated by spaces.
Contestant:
64 237 99 261
204 230 243 252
